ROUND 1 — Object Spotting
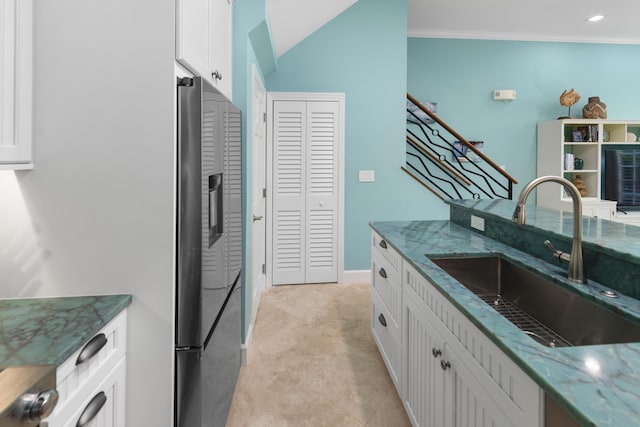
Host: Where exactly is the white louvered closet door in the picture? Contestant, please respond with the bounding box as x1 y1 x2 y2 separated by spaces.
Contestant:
272 100 339 285
305 101 338 283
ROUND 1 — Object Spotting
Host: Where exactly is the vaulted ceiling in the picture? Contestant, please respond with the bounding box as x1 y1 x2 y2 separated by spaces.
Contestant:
266 0 640 58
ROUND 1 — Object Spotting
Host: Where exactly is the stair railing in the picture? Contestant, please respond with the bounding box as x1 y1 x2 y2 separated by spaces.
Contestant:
405 93 518 200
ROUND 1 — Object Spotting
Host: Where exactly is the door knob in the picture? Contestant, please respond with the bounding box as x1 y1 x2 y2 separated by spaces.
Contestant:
253 214 264 222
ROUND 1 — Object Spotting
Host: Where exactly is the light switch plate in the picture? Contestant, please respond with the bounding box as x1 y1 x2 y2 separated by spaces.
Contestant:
359 170 375 182
471 215 485 232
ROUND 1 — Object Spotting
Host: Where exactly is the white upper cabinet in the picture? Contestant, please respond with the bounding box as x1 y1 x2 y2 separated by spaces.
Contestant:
176 0 233 100
1 0 33 169
210 0 232 99
176 0 210 78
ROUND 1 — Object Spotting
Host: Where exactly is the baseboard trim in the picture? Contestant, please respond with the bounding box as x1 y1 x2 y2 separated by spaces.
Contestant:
341 269 371 284
241 323 253 366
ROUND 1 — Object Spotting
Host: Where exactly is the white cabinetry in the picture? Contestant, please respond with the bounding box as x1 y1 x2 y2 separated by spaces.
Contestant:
47 309 127 427
176 0 233 99
370 232 542 427
370 231 403 391
537 119 640 219
404 294 513 427
0 0 33 169
402 263 540 427
210 0 233 98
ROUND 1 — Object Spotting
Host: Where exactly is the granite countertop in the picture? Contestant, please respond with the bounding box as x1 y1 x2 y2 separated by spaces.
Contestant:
370 219 640 427
451 199 640 262
0 294 132 368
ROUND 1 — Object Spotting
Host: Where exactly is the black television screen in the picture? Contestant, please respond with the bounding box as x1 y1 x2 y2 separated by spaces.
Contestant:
604 148 640 210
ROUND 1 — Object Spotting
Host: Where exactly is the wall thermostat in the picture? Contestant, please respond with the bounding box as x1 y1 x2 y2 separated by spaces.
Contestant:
493 90 516 101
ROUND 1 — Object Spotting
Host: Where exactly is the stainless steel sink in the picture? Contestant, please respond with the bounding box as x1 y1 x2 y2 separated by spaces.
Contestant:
429 256 640 347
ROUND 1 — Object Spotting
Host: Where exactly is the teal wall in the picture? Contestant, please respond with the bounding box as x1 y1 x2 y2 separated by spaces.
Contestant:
266 0 441 272
408 38 640 200
235 4 640 341
232 0 275 341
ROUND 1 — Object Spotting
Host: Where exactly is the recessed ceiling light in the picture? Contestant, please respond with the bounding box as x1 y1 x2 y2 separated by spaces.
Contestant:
587 15 605 22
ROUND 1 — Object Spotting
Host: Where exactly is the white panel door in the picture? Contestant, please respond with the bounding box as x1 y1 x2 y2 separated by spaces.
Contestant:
251 68 267 319
272 98 340 285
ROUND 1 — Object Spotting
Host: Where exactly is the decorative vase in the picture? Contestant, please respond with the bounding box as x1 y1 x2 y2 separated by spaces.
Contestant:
582 96 607 119
572 175 588 197
574 158 584 170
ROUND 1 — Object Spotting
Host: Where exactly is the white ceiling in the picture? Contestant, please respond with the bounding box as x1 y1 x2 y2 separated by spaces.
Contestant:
267 0 640 59
408 0 640 44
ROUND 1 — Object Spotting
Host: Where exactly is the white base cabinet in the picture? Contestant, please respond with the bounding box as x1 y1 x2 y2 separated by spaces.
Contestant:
371 232 542 427
47 309 127 427
370 231 403 393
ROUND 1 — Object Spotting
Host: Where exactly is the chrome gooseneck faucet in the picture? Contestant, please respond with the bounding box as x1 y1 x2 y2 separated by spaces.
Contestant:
512 176 585 284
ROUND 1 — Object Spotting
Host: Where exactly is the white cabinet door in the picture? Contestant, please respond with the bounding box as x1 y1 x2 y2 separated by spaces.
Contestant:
0 0 32 168
210 0 232 99
404 293 440 427
176 0 210 78
272 98 341 285
441 341 513 427
404 287 513 427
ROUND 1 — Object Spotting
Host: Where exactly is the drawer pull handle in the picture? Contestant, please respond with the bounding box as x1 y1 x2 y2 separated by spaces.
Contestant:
378 313 387 327
378 268 387 279
432 347 442 358
440 360 451 371
76 391 107 427
379 239 388 249
76 333 107 366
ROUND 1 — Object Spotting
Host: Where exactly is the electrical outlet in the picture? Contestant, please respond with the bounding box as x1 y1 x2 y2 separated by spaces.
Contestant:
471 215 485 232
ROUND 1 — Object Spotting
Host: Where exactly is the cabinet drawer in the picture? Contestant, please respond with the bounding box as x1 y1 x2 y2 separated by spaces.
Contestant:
60 357 127 427
371 251 401 337
371 291 401 392
371 231 402 274
49 309 127 424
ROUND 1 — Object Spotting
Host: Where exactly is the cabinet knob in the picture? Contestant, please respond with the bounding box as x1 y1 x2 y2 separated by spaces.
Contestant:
431 347 441 358
378 268 387 279
379 239 388 249
212 70 223 81
378 313 387 327
440 360 451 371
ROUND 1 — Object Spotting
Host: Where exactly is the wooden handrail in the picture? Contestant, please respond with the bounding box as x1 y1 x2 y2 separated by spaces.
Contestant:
407 93 518 185
407 136 472 186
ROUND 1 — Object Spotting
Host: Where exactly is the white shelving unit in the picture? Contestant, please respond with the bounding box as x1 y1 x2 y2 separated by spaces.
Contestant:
537 119 640 220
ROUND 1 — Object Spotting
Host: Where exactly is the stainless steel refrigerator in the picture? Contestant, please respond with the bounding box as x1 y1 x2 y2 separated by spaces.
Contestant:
175 76 242 427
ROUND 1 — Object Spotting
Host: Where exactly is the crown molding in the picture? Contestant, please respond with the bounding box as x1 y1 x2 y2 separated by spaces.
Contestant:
407 29 640 45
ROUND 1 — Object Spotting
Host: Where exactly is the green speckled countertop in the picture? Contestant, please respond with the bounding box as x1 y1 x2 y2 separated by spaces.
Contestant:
0 295 132 368
370 219 640 427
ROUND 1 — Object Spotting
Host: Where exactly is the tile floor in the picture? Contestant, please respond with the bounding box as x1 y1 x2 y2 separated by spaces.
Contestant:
226 283 411 427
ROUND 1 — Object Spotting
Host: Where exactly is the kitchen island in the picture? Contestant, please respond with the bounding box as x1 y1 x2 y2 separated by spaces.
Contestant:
371 200 640 427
